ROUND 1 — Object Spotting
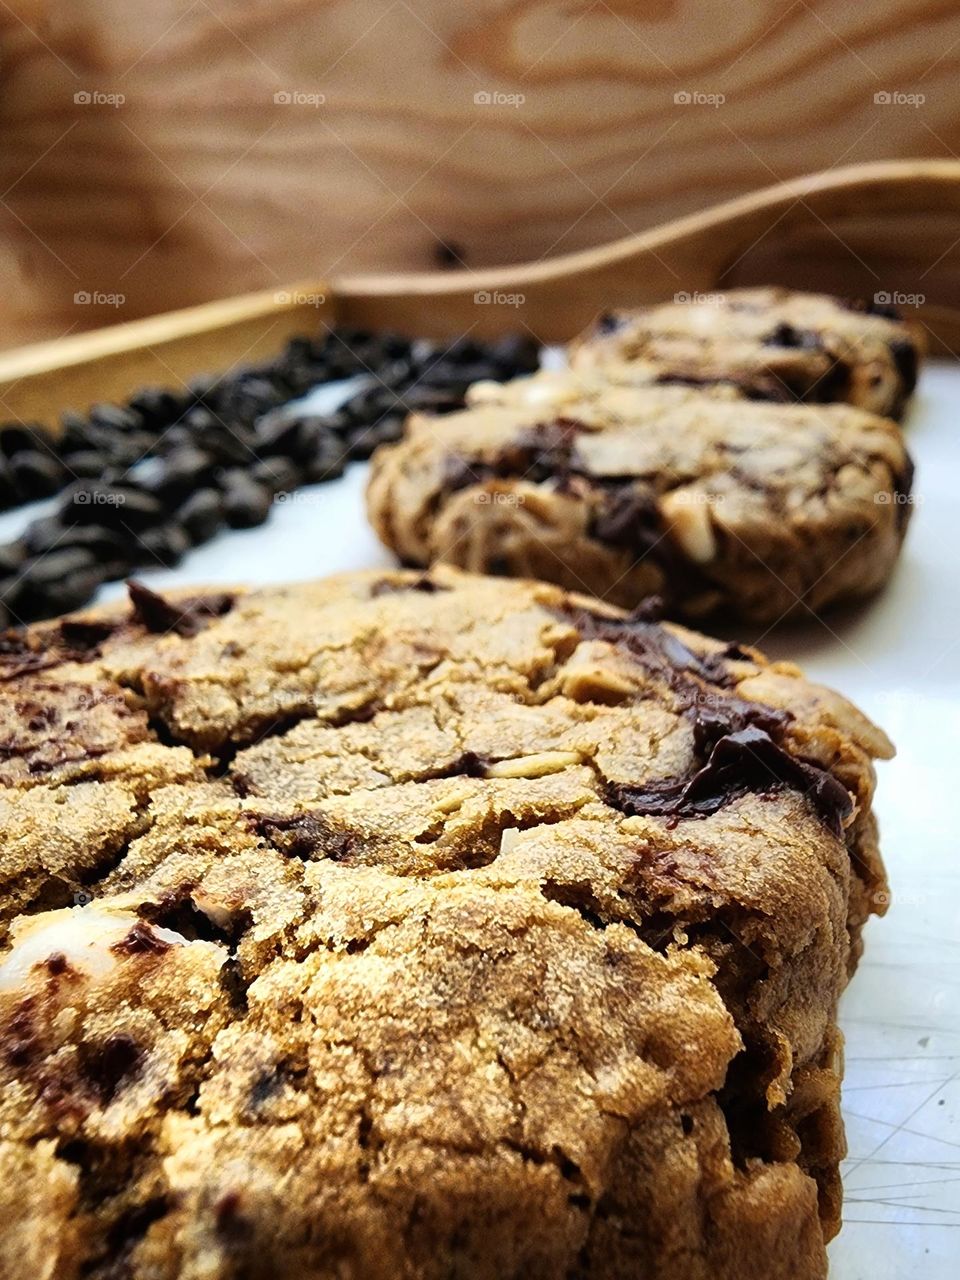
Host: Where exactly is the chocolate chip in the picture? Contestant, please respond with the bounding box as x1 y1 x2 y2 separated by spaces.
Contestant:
127 580 234 637
763 322 821 349
592 486 661 553
890 338 919 396
58 618 116 650
80 1033 144 1103
110 921 173 957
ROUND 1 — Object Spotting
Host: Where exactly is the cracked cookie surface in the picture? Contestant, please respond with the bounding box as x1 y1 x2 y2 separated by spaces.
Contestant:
0 571 892 1279
569 287 921 418
367 378 914 623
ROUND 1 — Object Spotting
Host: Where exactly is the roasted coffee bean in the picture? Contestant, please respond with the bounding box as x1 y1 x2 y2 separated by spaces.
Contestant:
401 386 462 414
345 418 404 461
303 436 347 482
22 515 67 556
0 458 18 507
45 523 128 558
0 541 26 575
1 423 57 460
140 448 216 504
61 449 109 479
9 451 66 499
22 547 100 587
27 565 106 614
486 334 540 371
221 376 284 425
127 386 186 428
89 403 143 433
252 412 300 456
135 522 191 568
221 472 272 528
184 410 255 464
250 456 303 494
176 488 223 545
63 482 165 531
187 373 224 404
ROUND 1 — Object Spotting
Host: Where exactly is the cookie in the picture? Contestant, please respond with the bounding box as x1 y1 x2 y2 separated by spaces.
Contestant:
367 378 914 623
0 572 890 1279
570 287 921 418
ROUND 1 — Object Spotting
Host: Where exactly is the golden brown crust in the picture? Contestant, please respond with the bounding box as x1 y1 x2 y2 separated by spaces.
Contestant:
367 378 913 623
569 286 921 419
0 570 891 1277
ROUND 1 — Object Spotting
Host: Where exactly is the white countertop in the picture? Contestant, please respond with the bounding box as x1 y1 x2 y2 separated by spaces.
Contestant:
2 364 958 1277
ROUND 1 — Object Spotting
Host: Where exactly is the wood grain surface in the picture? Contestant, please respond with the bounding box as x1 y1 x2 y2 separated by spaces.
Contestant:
0 0 958 349
2 159 958 429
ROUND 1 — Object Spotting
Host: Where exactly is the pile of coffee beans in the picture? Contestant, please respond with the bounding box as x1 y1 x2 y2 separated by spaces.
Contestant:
0 328 539 626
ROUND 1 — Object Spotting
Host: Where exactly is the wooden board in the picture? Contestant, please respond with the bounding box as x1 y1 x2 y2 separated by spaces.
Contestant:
0 0 959 348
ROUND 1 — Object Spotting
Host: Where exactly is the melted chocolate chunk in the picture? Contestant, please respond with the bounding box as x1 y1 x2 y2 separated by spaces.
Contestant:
591 486 661 554
127 580 234 638
890 337 919 396
763 322 822 350
562 605 742 693
444 419 585 492
110 921 173 957
250 811 356 862
58 618 117 651
561 604 850 834
370 574 448 597
595 312 625 335
80 1033 143 1104
608 725 851 836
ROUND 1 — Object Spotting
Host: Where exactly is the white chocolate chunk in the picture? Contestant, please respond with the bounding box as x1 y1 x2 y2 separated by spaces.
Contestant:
0 904 191 994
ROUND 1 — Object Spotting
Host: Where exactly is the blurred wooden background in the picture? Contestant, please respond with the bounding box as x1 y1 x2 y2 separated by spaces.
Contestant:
0 0 958 349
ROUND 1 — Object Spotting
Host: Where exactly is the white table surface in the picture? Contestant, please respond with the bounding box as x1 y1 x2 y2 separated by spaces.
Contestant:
2 364 958 1277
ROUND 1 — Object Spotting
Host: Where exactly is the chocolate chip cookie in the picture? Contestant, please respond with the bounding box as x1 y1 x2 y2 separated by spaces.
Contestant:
0 571 890 1279
367 378 914 624
571 287 921 418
